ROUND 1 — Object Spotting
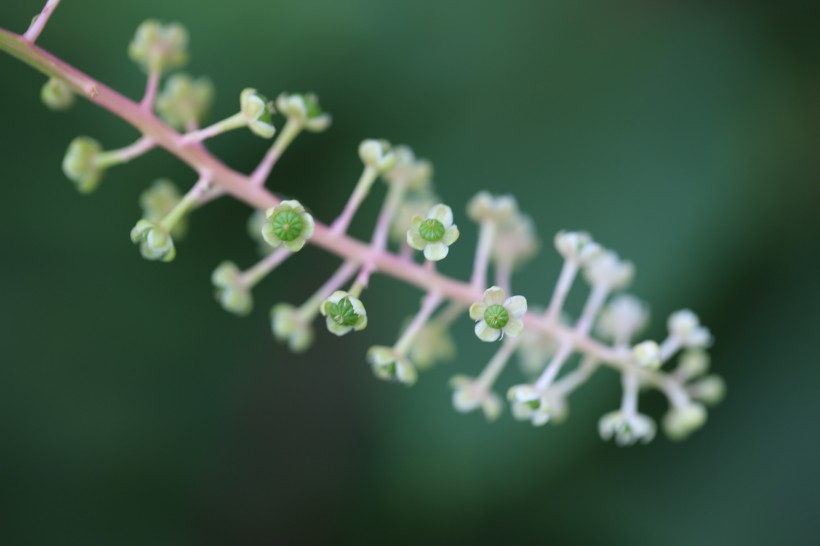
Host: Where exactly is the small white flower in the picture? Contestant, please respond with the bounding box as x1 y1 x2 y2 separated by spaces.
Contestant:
128 20 188 73
469 286 527 342
358 139 396 172
320 291 368 336
261 200 315 252
384 145 433 191
663 403 707 441
406 321 456 370
271 304 314 352
507 384 553 426
466 191 518 224
275 92 331 132
130 219 175 262
598 410 656 446
449 375 502 421
41 77 74 111
595 294 649 344
668 309 713 348
554 231 602 264
62 136 104 193
688 375 726 406
240 88 275 138
156 74 214 130
583 250 635 290
632 340 662 370
211 261 252 316
406 204 460 261
676 349 711 379
491 212 539 269
366 346 417 386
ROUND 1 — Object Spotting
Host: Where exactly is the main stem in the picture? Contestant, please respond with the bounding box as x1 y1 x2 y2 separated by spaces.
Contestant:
0 27 681 399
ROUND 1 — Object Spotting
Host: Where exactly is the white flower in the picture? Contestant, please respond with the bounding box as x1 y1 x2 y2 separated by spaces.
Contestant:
595 294 649 344
261 200 315 252
406 204 460 261
275 92 331 132
676 349 711 379
668 309 713 348
469 286 527 342
663 403 707 441
211 261 252 316
271 304 314 352
598 411 656 446
320 291 368 336
554 231 602 264
41 77 74 111
407 321 456 370
62 136 103 193
507 385 553 426
466 191 518 224
358 139 396 172
632 340 662 370
583 250 635 290
449 375 502 421
130 219 175 262
128 20 188 73
491 212 539 269
240 88 275 138
367 346 417 386
156 74 214 130
688 375 726 406
384 146 433 191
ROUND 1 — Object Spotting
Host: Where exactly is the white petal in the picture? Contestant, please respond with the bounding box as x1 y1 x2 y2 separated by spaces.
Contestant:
483 286 506 305
475 321 501 342
469 303 486 321
427 204 453 227
503 317 524 337
302 212 315 238
424 242 449 261
326 317 352 336
442 225 460 245
453 390 480 413
504 295 528 317
406 228 427 250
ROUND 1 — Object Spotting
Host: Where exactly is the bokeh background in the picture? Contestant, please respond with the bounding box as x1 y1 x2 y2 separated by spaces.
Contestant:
1 1 819 544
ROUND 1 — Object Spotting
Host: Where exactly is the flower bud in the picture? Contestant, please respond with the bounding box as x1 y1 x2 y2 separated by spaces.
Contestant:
271 304 314 353
128 20 189 73
367 346 417 386
41 77 75 111
632 340 661 370
156 74 215 130
62 136 103 193
384 146 433 191
663 403 707 441
450 375 502 421
240 88 276 138
276 92 331 132
583 251 634 290
554 231 602 264
668 309 713 348
211 261 253 316
467 191 518 224
491 212 539 269
677 349 710 379
139 180 187 239
358 139 396 172
595 294 649 344
688 375 726 406
130 219 175 262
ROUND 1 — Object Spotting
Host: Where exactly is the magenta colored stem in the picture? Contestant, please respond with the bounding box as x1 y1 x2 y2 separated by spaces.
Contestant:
23 0 61 43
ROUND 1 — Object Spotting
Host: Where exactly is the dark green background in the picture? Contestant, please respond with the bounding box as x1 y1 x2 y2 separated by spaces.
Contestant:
1 1 818 544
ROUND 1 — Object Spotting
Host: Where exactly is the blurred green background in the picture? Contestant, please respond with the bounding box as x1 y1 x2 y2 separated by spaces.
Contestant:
1 1 819 544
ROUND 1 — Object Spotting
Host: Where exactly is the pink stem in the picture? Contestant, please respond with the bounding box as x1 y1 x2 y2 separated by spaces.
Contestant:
140 70 160 111
23 0 61 43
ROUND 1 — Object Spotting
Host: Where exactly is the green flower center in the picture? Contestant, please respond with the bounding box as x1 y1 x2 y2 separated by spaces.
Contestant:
330 297 360 327
271 210 304 242
419 218 445 242
483 304 509 329
303 95 323 118
526 399 541 410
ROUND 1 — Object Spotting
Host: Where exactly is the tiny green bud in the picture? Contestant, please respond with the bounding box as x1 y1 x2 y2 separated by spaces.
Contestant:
212 261 253 316
261 200 315 252
62 136 103 193
276 92 331 132
240 88 275 138
41 77 75 111
156 74 215 130
130 219 176 262
128 20 189 73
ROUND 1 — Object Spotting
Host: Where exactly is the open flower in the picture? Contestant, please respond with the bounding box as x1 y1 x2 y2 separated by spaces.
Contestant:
320 291 368 336
507 385 553 426
632 340 662 370
130 219 175 262
668 309 713 349
466 191 518 224
367 346 417 386
554 231 602 264
595 294 649 344
359 139 396 172
276 92 331 132
211 261 253 316
240 88 275 138
156 74 214 130
583 250 635 290
406 204 460 261
261 200 315 252
662 403 707 441
128 20 188 73
271 304 314 352
598 410 657 446
62 136 104 193
469 286 527 342
384 145 433 191
449 375 502 421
